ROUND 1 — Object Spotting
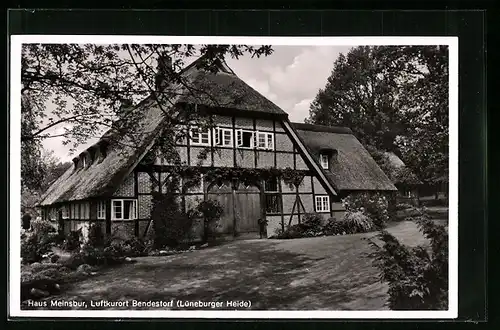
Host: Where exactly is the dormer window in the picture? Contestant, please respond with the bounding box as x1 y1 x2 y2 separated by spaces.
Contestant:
320 153 329 169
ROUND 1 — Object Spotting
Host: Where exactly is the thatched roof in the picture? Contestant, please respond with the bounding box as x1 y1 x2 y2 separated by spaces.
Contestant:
292 123 397 192
38 97 167 206
177 67 287 116
383 152 423 185
38 56 288 206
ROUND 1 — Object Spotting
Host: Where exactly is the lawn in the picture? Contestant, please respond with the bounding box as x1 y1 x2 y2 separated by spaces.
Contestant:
31 220 443 311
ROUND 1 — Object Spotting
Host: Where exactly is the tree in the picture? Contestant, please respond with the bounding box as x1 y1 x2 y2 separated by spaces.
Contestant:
21 44 274 190
21 149 72 216
307 45 448 186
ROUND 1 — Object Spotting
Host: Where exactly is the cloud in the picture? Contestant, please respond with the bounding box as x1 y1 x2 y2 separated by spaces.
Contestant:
289 98 314 122
233 45 352 121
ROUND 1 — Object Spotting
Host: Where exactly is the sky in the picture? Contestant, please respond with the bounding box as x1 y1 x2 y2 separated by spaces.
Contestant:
42 45 353 162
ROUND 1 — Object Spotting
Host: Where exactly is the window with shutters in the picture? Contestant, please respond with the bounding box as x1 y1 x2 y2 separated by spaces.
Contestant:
214 128 233 147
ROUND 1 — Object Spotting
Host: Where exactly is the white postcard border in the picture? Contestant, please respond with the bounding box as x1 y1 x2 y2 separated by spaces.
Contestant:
9 35 459 319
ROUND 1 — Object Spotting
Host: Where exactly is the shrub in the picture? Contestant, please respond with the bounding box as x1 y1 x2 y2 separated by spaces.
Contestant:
122 237 148 257
342 192 390 228
368 209 448 310
344 211 375 232
196 200 224 243
322 212 375 236
152 191 195 248
61 229 82 251
274 213 325 239
87 223 105 248
73 242 125 267
21 220 61 264
275 224 307 239
300 213 323 231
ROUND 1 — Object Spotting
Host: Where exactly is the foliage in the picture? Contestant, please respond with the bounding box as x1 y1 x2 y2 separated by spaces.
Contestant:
71 236 148 268
20 219 61 264
368 209 448 310
275 213 324 239
323 212 375 235
196 199 224 243
275 211 377 239
21 44 273 191
21 148 72 217
61 229 83 252
307 45 448 187
203 167 305 190
151 189 196 249
87 223 105 248
342 192 390 228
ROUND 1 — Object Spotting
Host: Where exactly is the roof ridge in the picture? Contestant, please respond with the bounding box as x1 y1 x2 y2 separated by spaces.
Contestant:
291 122 353 134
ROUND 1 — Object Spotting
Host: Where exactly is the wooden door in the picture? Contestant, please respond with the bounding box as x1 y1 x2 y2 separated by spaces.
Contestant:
207 182 262 236
207 181 234 234
234 185 261 233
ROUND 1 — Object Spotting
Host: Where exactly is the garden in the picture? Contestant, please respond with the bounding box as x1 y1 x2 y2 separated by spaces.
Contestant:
20 197 225 305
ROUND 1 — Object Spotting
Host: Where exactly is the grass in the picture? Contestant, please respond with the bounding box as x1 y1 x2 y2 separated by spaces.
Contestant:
26 220 445 311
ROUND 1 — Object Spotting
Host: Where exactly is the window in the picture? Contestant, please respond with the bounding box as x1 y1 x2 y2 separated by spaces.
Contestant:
190 127 211 146
264 176 279 192
214 128 233 147
265 195 281 214
82 203 90 219
49 208 56 221
61 206 69 219
70 204 75 219
264 176 280 214
315 195 330 213
82 157 86 168
97 201 106 219
111 199 137 220
320 154 329 169
256 132 274 150
236 130 254 148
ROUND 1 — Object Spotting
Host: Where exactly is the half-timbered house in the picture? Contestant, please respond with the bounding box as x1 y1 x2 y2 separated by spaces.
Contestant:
38 55 396 240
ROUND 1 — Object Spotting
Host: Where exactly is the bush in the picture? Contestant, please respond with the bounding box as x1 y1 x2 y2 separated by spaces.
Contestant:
123 237 148 257
71 236 149 268
275 213 325 239
88 223 105 248
152 191 196 248
61 229 82 251
196 200 224 243
21 220 61 264
344 211 375 232
342 192 390 228
300 213 323 231
275 224 307 239
368 209 448 310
